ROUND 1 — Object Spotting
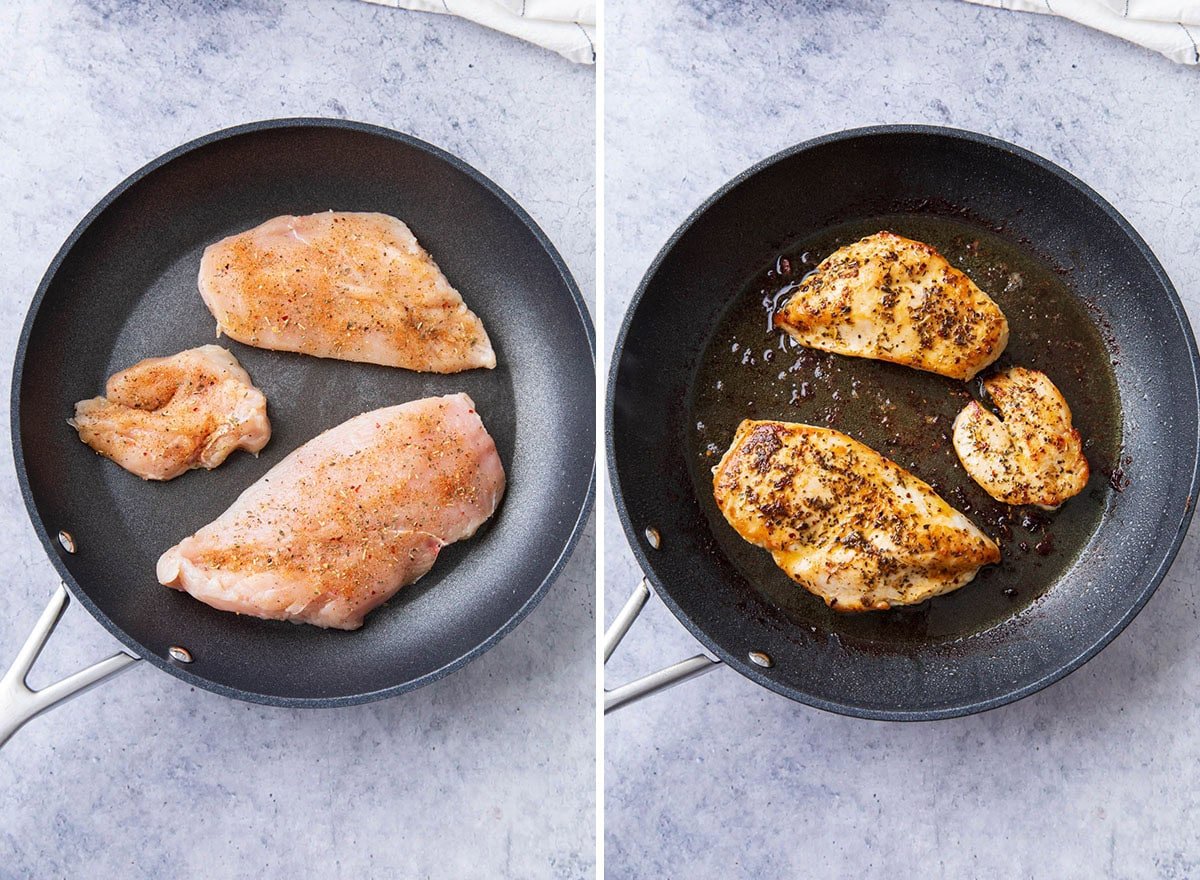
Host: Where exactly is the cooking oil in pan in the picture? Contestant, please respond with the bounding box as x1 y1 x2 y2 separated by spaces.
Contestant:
687 215 1123 644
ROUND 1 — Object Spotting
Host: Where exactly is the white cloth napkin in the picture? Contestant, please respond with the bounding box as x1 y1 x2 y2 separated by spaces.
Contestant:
360 0 596 64
966 0 1200 64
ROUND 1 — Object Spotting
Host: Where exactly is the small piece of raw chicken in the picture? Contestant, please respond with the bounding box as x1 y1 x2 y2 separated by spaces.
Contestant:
774 231 1009 380
713 420 1000 611
198 212 495 373
71 345 270 481
952 367 1089 510
157 393 505 630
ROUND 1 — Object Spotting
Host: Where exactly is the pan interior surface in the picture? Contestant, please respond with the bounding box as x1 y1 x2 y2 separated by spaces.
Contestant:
689 214 1122 644
609 127 1199 718
15 121 594 705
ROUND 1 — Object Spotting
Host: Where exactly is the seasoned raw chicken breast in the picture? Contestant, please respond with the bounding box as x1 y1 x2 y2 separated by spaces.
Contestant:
713 420 1000 611
198 212 495 373
952 367 1089 510
774 232 1009 380
70 345 270 481
157 393 505 630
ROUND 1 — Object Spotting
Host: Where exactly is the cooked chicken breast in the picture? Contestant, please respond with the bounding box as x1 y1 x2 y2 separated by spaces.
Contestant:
198 212 495 373
952 367 1089 510
157 393 505 630
774 232 1009 380
70 345 270 481
713 420 1000 611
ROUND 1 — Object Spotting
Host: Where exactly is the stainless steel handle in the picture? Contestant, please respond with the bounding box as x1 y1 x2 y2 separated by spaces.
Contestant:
0 584 140 749
603 578 722 713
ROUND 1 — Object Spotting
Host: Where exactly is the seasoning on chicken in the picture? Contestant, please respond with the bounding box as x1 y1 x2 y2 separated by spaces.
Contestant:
713 420 1000 611
157 393 505 630
774 231 1009 380
70 345 270 481
198 212 495 373
952 367 1089 510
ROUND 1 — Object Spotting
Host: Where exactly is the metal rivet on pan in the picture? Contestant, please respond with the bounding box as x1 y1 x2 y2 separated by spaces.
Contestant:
167 646 193 664
58 530 77 554
748 651 774 668
644 527 661 549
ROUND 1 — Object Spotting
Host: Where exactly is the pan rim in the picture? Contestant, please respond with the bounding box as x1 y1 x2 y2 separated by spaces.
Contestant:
12 116 596 708
605 123 1200 721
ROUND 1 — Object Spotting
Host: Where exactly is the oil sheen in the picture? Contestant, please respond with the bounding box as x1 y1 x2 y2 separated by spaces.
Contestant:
687 214 1123 644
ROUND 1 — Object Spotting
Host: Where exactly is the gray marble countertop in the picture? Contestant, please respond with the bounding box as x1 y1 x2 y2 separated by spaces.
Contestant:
0 2 593 878
604 2 1200 878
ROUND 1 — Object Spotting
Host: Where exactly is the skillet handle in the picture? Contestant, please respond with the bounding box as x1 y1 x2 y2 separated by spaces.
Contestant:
0 584 140 749
603 578 722 714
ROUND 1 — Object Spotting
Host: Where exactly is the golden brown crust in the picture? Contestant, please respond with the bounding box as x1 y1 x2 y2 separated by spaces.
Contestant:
713 420 1000 611
952 367 1089 509
774 231 1008 380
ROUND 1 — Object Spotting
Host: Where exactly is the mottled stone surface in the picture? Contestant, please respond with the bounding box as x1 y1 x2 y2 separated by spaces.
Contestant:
604 2 1200 877
0 2 594 877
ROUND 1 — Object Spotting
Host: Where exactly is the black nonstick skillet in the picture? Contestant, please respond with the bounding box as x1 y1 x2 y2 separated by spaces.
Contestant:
2 118 595 746
605 126 1199 720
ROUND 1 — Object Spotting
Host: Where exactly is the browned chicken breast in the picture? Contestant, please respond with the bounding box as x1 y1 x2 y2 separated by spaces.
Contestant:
70 345 270 481
198 212 495 373
774 231 1009 380
952 367 1089 509
713 420 1000 611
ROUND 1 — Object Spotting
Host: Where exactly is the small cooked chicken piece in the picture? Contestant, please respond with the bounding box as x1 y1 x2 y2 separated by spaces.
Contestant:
70 345 270 481
198 212 495 373
157 393 505 630
713 420 1000 611
952 367 1089 510
774 231 1009 380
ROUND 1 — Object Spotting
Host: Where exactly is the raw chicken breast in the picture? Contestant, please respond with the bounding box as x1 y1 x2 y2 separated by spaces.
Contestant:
713 420 1000 611
157 393 505 630
198 212 495 373
953 367 1089 510
71 345 270 481
774 232 1009 380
